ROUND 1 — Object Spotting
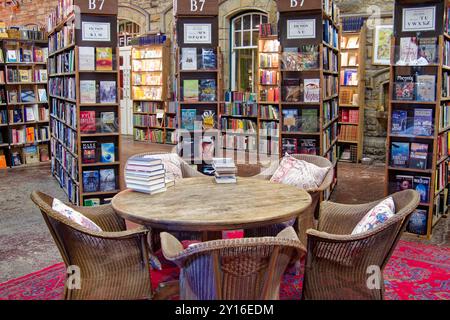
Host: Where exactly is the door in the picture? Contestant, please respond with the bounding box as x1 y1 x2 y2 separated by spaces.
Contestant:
119 46 133 135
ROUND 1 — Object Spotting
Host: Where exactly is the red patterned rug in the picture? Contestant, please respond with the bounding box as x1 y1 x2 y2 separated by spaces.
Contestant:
0 240 449 300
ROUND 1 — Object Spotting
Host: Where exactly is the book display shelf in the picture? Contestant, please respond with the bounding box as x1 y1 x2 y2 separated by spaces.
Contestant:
338 22 366 163
386 0 449 238
0 30 50 169
277 0 340 200
174 0 222 172
131 39 175 144
47 0 121 206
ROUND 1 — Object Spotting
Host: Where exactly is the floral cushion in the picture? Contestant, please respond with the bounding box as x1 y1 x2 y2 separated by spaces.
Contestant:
351 197 396 235
147 153 183 180
270 154 330 191
52 199 102 232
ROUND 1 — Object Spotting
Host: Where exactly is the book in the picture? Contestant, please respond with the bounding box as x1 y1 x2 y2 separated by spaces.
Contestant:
80 111 96 133
409 143 429 170
181 109 196 131
201 48 216 70
303 79 320 103
84 198 101 207
20 90 35 102
181 48 197 70
39 70 48 82
183 80 199 102
22 49 33 63
395 175 414 191
78 47 95 71
7 50 17 62
413 176 431 203
282 109 299 132
299 139 318 155
100 112 115 133
23 145 39 164
99 81 116 104
413 109 433 136
394 75 415 101
416 75 436 102
80 80 96 103
99 169 116 192
199 79 216 102
397 37 418 65
83 170 100 193
406 209 428 235
391 110 408 135
96 47 113 71
0 154 6 169
282 138 297 154
417 38 438 65
283 78 301 102
301 109 318 133
101 143 115 163
24 106 36 122
391 142 409 167
81 141 97 164
38 89 47 102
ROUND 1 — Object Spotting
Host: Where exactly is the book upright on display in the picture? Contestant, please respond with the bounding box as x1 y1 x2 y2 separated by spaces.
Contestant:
394 75 415 101
81 141 97 164
416 75 436 102
96 48 113 71
80 80 96 103
99 169 116 192
181 48 197 70
78 47 95 71
391 142 410 168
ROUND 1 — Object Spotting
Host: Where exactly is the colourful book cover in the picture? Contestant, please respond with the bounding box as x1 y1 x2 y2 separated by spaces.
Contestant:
199 79 217 102
406 209 428 235
80 111 96 133
183 80 199 102
96 47 113 71
390 142 410 167
301 108 318 133
416 75 436 102
181 109 196 131
409 143 429 170
413 108 433 136
99 169 116 192
80 80 96 104
282 109 299 132
395 175 413 191
394 75 415 100
391 110 408 135
81 141 96 164
101 143 115 163
413 176 431 203
82 170 100 193
299 139 317 155
303 79 320 103
99 81 116 104
282 138 297 154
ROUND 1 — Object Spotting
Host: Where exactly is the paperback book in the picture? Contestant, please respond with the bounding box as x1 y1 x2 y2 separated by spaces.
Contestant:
83 170 100 193
303 79 320 103
201 48 216 70
99 81 117 103
391 110 408 135
413 176 431 203
394 75 415 101
100 112 115 132
301 109 318 133
96 47 113 71
409 143 429 170
99 169 116 192
407 209 428 235
78 47 95 71
416 75 436 102
101 143 115 163
181 109 196 131
395 175 413 191
199 79 217 102
183 80 199 102
413 109 433 136
391 142 410 167
80 80 96 103
282 109 299 132
181 48 197 70
80 111 96 133
81 141 97 164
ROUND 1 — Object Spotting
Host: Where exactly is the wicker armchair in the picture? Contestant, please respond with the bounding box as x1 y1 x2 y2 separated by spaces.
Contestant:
161 227 306 300
301 189 420 300
31 191 153 300
245 154 334 245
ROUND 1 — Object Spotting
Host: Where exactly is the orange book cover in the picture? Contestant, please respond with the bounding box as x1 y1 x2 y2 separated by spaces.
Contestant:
0 155 6 168
96 47 113 71
26 127 35 142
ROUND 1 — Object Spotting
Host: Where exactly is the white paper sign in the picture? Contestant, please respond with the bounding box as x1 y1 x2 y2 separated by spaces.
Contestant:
184 24 212 44
82 21 111 41
287 19 316 39
402 6 436 32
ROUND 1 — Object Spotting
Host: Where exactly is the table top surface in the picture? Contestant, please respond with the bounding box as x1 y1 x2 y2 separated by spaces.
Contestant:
112 177 312 232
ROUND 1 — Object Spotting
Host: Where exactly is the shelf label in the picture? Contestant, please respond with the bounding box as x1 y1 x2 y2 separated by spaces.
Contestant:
82 21 111 41
402 6 436 32
174 0 218 16
287 19 316 39
277 0 322 12
74 0 118 15
184 23 212 44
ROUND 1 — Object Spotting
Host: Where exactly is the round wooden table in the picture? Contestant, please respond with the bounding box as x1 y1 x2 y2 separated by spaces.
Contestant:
112 177 312 236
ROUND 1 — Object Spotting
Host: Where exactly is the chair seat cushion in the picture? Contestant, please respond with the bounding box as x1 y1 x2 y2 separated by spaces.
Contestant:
270 154 330 191
147 153 183 180
52 199 102 232
351 197 396 235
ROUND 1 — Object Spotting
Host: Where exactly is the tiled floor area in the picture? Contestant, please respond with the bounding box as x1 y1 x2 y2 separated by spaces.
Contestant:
0 135 448 282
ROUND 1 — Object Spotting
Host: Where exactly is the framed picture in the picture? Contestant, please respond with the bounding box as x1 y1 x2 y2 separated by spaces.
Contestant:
184 24 212 44
82 21 111 42
402 6 436 32
287 19 316 39
373 25 393 66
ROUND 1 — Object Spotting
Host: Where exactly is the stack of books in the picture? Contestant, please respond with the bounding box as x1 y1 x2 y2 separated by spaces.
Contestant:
213 158 237 184
125 155 167 194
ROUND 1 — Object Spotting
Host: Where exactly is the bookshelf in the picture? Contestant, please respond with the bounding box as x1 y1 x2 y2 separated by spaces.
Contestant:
174 1 222 172
338 23 366 163
47 0 121 206
277 0 340 200
0 31 50 169
131 39 174 144
386 0 448 238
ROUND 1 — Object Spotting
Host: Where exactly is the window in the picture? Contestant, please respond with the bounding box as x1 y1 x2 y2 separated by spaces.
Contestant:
118 20 141 47
231 12 268 93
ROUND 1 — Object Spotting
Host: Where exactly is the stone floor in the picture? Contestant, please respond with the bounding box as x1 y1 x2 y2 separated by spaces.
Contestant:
0 136 448 282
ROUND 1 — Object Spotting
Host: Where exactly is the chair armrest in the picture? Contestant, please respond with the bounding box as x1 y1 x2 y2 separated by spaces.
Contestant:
254 160 279 180
316 167 334 192
85 226 149 240
72 204 126 232
317 200 380 235
277 226 307 257
160 232 184 265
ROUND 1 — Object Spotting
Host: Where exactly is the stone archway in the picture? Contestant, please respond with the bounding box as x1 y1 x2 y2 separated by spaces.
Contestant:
118 3 150 33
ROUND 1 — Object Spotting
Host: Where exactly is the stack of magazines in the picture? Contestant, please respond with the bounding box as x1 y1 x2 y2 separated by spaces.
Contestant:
125 155 167 194
213 158 237 184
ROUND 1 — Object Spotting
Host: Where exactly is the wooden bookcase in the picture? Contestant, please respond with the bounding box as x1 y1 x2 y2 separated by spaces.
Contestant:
386 0 448 238
277 0 340 200
47 0 121 206
174 1 222 172
338 23 366 163
0 35 50 169
131 41 172 144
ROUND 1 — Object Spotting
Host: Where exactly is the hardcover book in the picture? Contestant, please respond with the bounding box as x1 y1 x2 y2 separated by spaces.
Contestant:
38 89 47 102
20 90 35 102
391 110 408 135
80 111 96 133
283 78 301 102
282 138 297 154
99 169 116 192
7 50 17 63
22 49 32 63
78 47 95 71
416 75 436 102
84 198 101 207
406 209 428 235
395 175 413 191
299 139 318 155
303 79 320 103
413 176 431 203
82 170 100 193
181 48 197 70
100 112 115 133
201 48 217 70
81 141 97 164
301 109 318 133
397 37 418 65
199 79 217 102
181 109 196 131
417 38 438 65
413 109 433 136
99 81 117 103
80 80 96 104
183 80 199 102
282 109 299 132
394 75 415 100
390 142 410 167
96 47 113 71
409 143 429 170
101 143 115 163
